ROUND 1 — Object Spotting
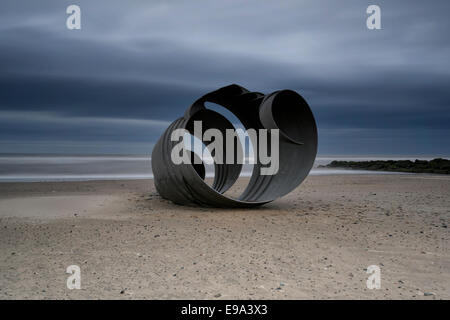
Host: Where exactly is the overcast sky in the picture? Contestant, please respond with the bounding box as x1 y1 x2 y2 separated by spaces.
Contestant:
1 0 449 155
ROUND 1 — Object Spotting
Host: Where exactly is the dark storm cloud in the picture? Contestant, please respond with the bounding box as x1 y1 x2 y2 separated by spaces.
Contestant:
0 0 449 154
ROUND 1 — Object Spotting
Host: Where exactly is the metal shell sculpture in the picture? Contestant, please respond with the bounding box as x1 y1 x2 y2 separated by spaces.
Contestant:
151 84 317 207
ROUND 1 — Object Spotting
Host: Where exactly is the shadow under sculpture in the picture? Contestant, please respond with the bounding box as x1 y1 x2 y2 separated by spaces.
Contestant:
151 84 318 207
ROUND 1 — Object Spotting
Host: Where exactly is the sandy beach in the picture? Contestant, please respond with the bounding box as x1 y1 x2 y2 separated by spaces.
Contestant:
0 174 449 299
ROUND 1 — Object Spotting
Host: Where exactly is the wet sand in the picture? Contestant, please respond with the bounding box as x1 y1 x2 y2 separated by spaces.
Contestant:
0 175 449 299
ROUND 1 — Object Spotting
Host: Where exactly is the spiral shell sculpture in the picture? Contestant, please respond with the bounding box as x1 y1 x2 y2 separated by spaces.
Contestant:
151 84 317 207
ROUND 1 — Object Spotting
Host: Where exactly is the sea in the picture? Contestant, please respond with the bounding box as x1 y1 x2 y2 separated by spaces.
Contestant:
0 154 445 182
